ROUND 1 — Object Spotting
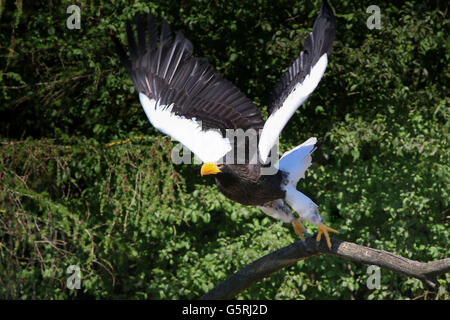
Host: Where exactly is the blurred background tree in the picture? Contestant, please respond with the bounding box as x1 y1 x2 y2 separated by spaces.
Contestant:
0 0 448 299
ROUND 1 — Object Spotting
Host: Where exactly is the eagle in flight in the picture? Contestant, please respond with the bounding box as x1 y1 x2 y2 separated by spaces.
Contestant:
113 1 337 247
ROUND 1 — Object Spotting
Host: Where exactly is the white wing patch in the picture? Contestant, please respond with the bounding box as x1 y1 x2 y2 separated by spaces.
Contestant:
276 137 317 185
258 54 328 163
139 93 232 163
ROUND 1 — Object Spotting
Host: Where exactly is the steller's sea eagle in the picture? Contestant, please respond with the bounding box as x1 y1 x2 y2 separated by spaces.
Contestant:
113 1 337 247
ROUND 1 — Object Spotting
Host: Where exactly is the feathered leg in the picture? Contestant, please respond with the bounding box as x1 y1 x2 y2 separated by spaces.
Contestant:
259 200 307 240
284 186 338 248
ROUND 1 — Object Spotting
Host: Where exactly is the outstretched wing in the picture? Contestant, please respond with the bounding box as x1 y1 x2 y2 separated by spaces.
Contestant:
258 1 335 163
113 14 264 163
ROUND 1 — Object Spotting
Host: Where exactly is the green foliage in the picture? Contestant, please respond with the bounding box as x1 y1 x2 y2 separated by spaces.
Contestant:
0 0 448 299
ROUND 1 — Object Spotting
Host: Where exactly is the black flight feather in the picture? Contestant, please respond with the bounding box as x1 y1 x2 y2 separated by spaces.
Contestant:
113 13 264 132
268 0 336 114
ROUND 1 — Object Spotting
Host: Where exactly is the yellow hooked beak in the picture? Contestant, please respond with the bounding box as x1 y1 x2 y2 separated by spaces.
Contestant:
201 162 221 176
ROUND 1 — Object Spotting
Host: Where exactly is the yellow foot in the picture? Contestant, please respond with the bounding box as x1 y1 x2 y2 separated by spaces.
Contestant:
291 219 306 241
316 224 339 248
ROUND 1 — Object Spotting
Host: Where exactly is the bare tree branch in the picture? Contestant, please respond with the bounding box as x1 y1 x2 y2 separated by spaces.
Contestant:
199 234 450 300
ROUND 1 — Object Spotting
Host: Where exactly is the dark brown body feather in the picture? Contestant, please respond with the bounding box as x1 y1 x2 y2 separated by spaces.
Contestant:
214 164 287 206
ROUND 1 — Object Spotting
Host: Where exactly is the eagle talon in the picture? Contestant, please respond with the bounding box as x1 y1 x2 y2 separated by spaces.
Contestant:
292 219 306 240
316 224 338 248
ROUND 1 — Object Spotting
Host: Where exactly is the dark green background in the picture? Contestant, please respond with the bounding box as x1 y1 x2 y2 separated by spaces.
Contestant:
0 0 448 299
